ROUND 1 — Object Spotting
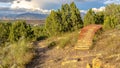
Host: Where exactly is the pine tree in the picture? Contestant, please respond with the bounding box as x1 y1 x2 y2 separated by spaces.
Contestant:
9 21 34 42
103 4 120 30
45 10 61 36
83 9 96 26
61 4 71 32
70 2 83 30
0 23 11 44
45 2 83 36
95 12 104 24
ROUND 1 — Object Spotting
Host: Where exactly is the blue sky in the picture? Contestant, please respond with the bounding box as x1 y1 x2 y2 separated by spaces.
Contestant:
0 0 120 14
75 1 105 10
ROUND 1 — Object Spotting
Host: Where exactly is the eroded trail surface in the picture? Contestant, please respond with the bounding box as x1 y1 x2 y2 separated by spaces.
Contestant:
26 42 98 68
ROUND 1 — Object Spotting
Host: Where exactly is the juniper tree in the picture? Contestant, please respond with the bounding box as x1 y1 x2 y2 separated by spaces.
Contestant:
103 4 120 30
83 9 96 26
70 2 83 30
45 2 83 36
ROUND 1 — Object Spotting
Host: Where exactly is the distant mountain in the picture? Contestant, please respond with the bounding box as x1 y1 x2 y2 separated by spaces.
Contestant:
0 12 85 20
0 12 48 20
15 13 48 20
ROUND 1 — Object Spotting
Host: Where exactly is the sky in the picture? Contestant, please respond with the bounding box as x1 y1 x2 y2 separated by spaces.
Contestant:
0 0 120 14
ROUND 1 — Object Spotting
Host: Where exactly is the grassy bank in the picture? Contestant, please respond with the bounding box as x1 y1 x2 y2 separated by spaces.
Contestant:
0 39 35 68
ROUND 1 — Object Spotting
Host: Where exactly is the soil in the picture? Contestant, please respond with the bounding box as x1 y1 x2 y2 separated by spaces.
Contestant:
26 42 98 68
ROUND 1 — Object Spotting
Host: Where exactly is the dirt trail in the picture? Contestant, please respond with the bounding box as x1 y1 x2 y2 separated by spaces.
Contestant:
26 41 98 68
26 42 50 68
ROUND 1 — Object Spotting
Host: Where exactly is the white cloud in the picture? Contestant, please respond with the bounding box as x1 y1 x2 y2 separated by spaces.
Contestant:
92 6 105 12
10 0 78 14
33 9 52 14
11 0 42 10
80 6 105 14
10 0 60 14
104 0 120 4
80 10 87 13
10 0 69 9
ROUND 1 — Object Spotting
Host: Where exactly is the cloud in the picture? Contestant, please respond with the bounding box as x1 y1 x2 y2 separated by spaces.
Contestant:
79 6 105 14
10 0 61 14
92 6 105 12
10 0 65 9
104 0 120 4
80 10 87 13
76 0 95 2
10 0 84 14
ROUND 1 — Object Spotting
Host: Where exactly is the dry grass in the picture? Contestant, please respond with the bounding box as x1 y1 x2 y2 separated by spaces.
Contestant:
38 30 79 49
0 38 35 68
51 31 79 48
92 29 120 68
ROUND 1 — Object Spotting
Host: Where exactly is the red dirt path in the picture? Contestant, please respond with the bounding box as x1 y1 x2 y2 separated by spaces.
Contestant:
75 24 102 49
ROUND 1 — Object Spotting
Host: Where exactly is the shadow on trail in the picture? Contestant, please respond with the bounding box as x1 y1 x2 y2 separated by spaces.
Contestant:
26 41 54 68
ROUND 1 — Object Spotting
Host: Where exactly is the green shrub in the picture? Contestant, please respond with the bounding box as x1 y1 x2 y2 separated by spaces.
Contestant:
0 23 11 44
58 37 71 48
103 4 120 30
9 21 34 42
57 31 79 48
32 25 48 40
48 41 56 48
0 20 48 44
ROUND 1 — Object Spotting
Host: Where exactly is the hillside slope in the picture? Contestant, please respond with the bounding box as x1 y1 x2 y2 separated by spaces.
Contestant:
26 29 120 68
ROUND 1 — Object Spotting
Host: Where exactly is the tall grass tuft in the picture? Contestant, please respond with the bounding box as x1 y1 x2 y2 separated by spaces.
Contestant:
0 38 35 68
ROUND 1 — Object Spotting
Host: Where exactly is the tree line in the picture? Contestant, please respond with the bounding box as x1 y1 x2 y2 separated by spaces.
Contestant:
84 4 120 30
0 21 47 45
46 2 120 36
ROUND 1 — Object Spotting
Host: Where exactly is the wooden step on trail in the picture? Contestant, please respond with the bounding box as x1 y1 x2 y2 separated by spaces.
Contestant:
75 24 102 50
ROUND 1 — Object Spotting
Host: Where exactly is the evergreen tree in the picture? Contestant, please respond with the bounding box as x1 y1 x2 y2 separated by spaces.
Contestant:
45 10 61 36
0 23 11 44
32 25 47 40
45 2 83 36
83 9 96 26
103 4 120 30
9 21 34 42
95 11 104 24
70 2 83 30
61 4 71 32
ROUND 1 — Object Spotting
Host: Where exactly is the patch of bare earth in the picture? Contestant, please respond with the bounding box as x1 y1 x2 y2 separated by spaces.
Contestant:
26 41 99 68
